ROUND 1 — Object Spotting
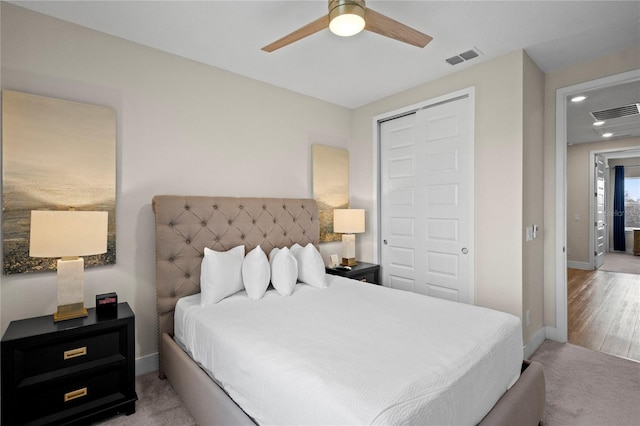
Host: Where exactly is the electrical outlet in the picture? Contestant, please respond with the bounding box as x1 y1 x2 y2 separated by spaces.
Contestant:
525 310 531 326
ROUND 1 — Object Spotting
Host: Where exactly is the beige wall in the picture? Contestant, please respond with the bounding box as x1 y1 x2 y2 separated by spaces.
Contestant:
352 50 529 326
566 138 640 264
543 46 640 327
0 4 351 361
522 53 545 343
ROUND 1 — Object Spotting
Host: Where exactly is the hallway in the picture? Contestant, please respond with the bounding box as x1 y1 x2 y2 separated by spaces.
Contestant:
568 267 640 362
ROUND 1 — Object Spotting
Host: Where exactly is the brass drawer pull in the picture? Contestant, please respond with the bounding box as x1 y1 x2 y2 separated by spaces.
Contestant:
63 346 87 360
64 387 87 402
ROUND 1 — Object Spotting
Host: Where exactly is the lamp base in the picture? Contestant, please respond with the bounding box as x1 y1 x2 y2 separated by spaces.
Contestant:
341 257 357 267
340 233 357 267
54 257 87 322
54 302 88 322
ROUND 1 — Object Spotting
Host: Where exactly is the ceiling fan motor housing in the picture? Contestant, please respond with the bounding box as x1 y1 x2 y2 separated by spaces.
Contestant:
329 0 366 36
329 0 366 16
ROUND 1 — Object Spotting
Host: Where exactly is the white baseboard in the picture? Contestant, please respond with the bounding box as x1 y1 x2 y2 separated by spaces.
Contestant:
567 260 591 270
523 326 546 359
543 326 568 343
135 352 159 377
544 326 558 342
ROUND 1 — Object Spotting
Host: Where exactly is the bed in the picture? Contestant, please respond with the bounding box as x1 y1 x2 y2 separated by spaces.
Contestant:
153 195 545 425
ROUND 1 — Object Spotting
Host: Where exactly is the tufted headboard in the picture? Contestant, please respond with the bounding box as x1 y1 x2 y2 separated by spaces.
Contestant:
152 195 319 347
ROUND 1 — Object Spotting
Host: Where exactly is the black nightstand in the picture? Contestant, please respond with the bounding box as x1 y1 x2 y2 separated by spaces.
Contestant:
326 261 380 285
1 302 137 425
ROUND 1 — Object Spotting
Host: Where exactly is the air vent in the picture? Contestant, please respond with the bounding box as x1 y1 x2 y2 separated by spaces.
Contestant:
590 103 640 121
445 47 482 66
459 49 478 61
445 56 464 66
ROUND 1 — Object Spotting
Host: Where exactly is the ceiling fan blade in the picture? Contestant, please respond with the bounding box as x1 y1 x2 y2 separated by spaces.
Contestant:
364 8 432 48
262 15 329 52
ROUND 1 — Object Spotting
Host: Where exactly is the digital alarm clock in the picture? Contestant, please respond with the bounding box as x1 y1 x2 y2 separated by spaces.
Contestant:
96 292 118 319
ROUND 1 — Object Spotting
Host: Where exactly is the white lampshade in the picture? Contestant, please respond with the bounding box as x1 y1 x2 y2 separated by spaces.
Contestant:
329 0 366 37
333 209 365 234
29 210 108 258
29 210 108 322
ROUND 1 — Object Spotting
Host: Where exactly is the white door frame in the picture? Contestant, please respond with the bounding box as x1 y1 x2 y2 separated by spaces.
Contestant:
371 87 475 295
554 69 640 342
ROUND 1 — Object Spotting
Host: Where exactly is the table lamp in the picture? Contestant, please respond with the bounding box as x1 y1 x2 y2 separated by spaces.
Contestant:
333 208 365 266
29 210 108 322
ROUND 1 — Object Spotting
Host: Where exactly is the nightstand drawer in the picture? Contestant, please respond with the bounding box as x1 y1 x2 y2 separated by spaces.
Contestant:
18 329 122 378
16 368 124 424
356 271 377 284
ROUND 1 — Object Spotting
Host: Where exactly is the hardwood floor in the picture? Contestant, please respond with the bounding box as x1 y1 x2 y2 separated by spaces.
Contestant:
568 268 640 362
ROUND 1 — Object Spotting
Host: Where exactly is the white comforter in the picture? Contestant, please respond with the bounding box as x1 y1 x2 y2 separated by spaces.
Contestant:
175 275 523 425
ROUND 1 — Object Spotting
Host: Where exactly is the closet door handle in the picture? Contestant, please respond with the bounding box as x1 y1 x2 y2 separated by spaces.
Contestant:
461 247 468 254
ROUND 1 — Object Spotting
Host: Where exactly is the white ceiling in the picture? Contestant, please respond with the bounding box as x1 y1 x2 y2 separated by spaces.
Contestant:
567 80 640 145
10 0 640 110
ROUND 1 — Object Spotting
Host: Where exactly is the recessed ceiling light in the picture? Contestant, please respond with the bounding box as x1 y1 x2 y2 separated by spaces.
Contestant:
593 121 605 126
571 95 587 103
602 132 613 137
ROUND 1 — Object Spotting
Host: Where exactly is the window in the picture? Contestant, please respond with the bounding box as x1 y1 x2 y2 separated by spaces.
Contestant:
625 176 640 228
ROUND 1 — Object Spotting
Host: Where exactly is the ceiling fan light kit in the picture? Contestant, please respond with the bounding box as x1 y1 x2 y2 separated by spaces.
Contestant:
329 0 366 37
261 0 432 52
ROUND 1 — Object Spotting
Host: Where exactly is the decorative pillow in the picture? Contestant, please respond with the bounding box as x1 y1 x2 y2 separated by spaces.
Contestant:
290 243 327 288
269 247 298 296
242 245 270 300
200 245 245 306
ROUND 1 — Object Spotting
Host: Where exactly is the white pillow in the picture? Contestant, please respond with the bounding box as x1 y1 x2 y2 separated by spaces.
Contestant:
290 243 327 288
269 247 298 296
242 245 270 300
200 245 245 306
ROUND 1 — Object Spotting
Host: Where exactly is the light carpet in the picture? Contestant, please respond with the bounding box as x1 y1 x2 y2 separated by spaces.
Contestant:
99 340 640 425
98 372 195 426
599 252 640 274
530 340 640 426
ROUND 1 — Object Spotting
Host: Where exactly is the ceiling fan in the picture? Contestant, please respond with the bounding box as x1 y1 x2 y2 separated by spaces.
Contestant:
261 0 433 52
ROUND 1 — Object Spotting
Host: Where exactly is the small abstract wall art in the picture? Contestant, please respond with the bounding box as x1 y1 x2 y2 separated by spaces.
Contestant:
2 90 116 274
312 144 349 243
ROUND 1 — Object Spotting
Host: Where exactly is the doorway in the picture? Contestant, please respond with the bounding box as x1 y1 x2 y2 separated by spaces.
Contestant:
589 149 640 272
555 69 640 344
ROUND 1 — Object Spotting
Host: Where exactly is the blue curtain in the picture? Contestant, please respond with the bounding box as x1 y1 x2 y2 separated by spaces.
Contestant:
613 166 625 251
